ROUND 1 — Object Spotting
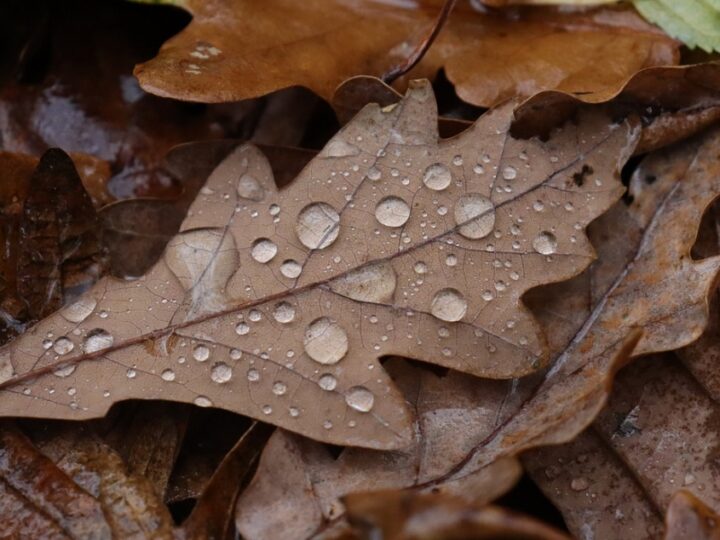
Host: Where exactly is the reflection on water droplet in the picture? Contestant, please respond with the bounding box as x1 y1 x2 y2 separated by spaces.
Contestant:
502 166 517 180
194 396 213 408
329 262 396 304
272 381 287 395
53 364 76 378
345 386 375 412
323 140 361 158
296 203 340 250
161 369 176 381
247 368 260 382
237 174 265 201
211 362 232 383
422 163 452 191
532 231 558 255
61 298 97 323
318 373 338 391
193 344 210 362
273 302 296 324
454 194 495 239
251 238 278 263
235 322 250 335
375 196 410 228
83 329 114 353
53 337 74 355
431 288 467 322
280 259 302 279
304 318 348 365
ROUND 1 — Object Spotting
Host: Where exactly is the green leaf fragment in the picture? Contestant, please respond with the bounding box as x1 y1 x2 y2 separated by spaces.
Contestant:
634 0 720 52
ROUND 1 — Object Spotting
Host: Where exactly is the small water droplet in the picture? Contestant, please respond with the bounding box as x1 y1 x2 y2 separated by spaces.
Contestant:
61 298 97 323
235 322 250 335
375 196 410 228
289 406 300 417
83 329 114 353
431 288 467 322
414 261 428 274
161 369 176 382
473 164 484 174
422 163 452 191
247 368 260 382
345 386 375 412
329 262 396 304
532 231 558 255
273 302 296 324
280 259 302 279
323 139 361 158
262 404 273 415
502 166 517 180
533 200 544 212
194 396 213 408
445 254 457 267
323 420 333 430
304 318 348 365
127 368 137 379
53 337 74 355
454 194 495 239
53 364 76 378
211 362 232 383
248 309 262 322
272 381 288 395
193 344 211 362
251 238 278 263
318 373 338 391
452 155 463 166
296 203 340 250
237 174 265 201
367 166 382 181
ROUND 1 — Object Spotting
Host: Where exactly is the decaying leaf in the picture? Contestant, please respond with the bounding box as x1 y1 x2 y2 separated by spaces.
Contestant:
134 0 678 108
664 490 720 540
523 126 720 539
0 81 637 450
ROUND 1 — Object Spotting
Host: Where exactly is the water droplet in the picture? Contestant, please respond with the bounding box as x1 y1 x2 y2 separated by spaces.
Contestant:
161 369 176 382
375 196 410 228
193 344 211 362
127 368 137 379
248 309 262 322
422 163 452 191
296 203 340 250
452 155 463 166
53 337 74 355
570 477 589 491
262 404 273 415
304 318 348 365
235 322 250 335
345 386 375 412
211 362 232 383
247 368 260 382
251 238 278 263
445 254 457 267
533 200 544 212
329 262 396 303
229 348 242 360
367 166 382 181
431 289 467 322
273 302 296 324
99 310 109 319
272 381 288 395
532 231 558 255
323 420 333 430
194 396 213 408
502 166 517 180
454 194 495 239
473 164 484 174
53 364 76 378
280 259 302 279
318 373 338 391
237 174 265 201
83 329 114 353
289 406 300 417
61 298 97 323
269 204 281 216
42 339 53 350
414 261 428 274
322 139 361 158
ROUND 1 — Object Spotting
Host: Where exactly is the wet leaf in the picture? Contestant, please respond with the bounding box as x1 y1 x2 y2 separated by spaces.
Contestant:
134 0 678 108
0 81 637 449
522 126 720 538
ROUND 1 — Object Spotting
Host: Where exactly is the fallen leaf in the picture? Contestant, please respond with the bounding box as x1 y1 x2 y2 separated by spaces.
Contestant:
664 490 720 540
522 126 720 538
134 1 678 107
0 81 637 450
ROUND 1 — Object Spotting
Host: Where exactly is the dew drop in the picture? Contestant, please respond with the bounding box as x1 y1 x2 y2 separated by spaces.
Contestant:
473 164 484 174
194 396 213 408
502 166 517 180
53 364 76 378
367 166 382 181
296 203 340 250
272 302 296 324
304 318 349 365
229 348 242 360
280 259 302 279
345 386 375 412
193 344 211 362
289 406 300 417
445 254 457 267
237 174 265 201
211 362 232 383
272 381 288 395
532 200 545 212
251 238 278 263
375 196 410 228
235 322 250 336
262 405 273 415
414 261 428 274
454 194 495 239
53 337 74 356
83 329 114 353
422 163 452 191
127 368 137 379
247 368 260 382
482 290 493 301
248 309 262 322
431 288 468 322
532 231 558 255
329 262 396 304
61 298 97 323
322 139 361 158
161 369 176 382
452 155 463 166
323 420 333 430
318 373 338 391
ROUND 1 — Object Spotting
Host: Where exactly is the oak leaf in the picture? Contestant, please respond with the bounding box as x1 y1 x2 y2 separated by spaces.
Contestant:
133 0 678 107
0 81 636 450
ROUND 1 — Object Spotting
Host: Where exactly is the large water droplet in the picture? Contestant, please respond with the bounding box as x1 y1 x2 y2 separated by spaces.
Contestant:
502 166 517 180
322 140 361 158
235 322 250 335
532 231 558 255
251 238 278 263
194 396 213 408
304 318 348 365
318 373 337 391
422 163 452 191
161 369 176 382
193 344 211 362
61 298 97 323
53 364 76 378
375 196 410 228
345 386 375 412
273 302 296 324
329 262 396 304
431 288 467 322
454 194 495 239
237 174 265 201
53 337 74 355
280 259 303 279
83 329 114 353
211 362 232 383
296 203 340 250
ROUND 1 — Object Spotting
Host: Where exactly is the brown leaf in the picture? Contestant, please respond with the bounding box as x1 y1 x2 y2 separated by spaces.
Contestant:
665 491 720 540
0 81 637 449
522 126 720 538
134 1 678 108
